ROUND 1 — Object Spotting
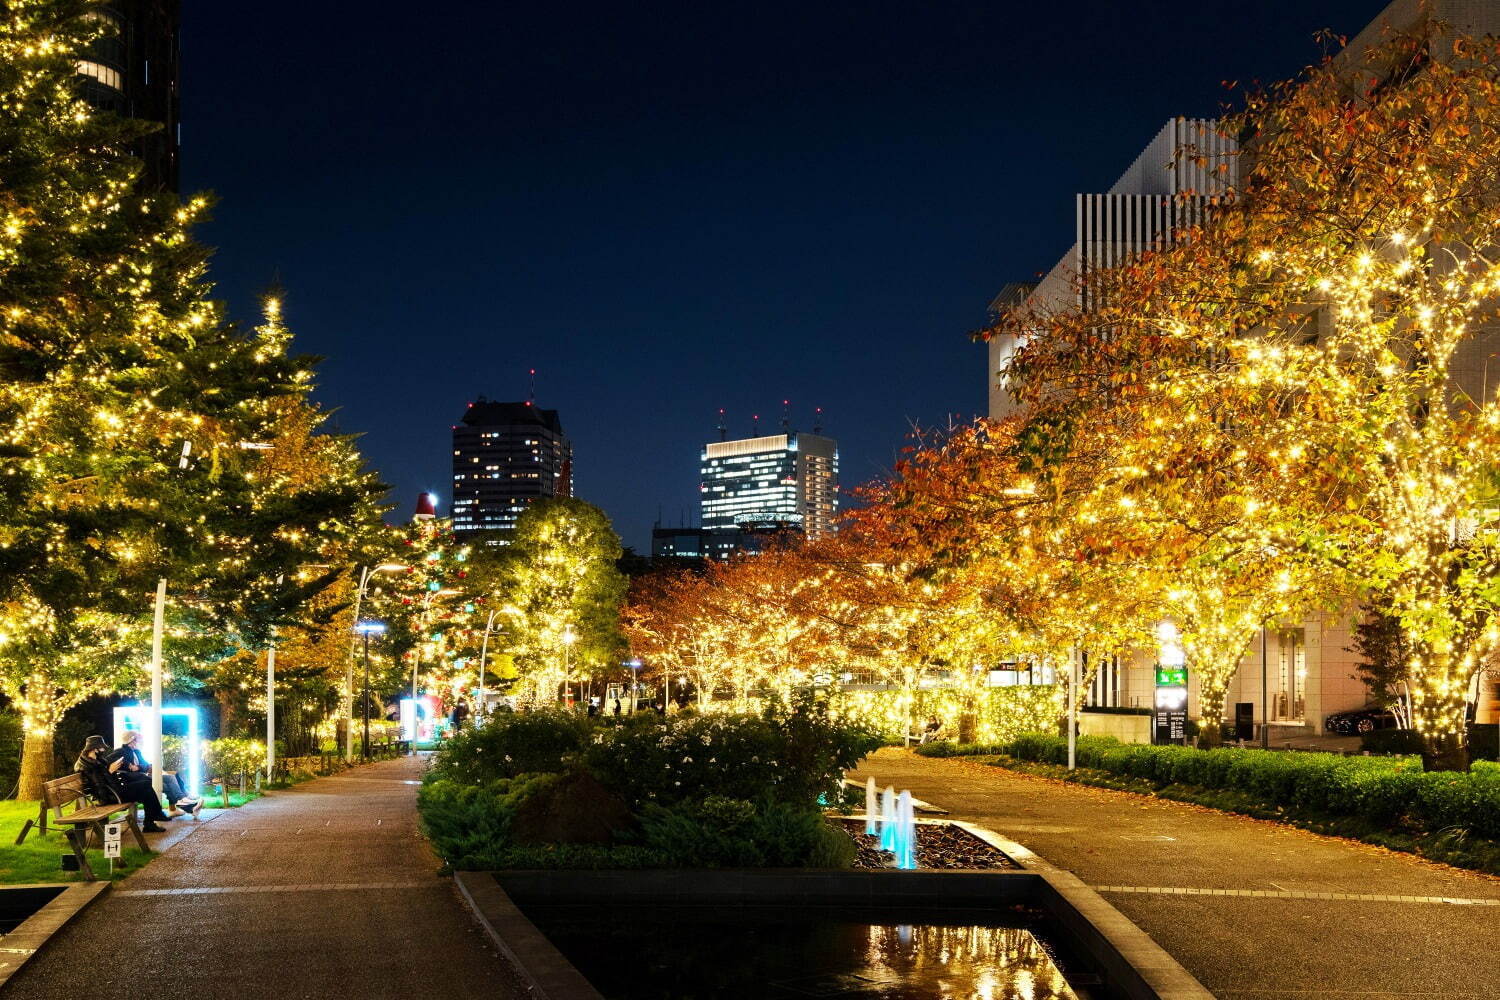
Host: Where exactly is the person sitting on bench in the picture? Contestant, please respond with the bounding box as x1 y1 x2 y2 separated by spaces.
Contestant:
111 731 201 819
75 735 171 833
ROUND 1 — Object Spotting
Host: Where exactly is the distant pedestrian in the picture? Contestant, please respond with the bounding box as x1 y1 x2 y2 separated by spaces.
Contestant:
613 698 622 717
451 700 470 732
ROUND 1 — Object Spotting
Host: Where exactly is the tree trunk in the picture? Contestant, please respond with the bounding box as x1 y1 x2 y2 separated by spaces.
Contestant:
19 724 55 801
1197 680 1228 749
215 687 238 738
1412 646 1472 772
958 711 977 744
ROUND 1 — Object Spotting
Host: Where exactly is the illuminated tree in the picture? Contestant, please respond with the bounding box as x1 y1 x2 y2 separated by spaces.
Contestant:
622 569 739 707
494 498 627 704
0 6 384 795
994 26 1500 767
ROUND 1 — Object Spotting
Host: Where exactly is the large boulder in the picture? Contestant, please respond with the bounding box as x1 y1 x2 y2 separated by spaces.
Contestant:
508 770 636 845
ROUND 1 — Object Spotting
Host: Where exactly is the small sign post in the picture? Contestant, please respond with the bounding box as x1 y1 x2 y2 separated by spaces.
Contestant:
103 822 122 875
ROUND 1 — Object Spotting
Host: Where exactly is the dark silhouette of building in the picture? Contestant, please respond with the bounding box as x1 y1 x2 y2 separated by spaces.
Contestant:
451 398 573 536
78 1 182 192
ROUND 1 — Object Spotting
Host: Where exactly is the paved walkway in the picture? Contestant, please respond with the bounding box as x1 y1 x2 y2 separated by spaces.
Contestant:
5 756 525 999
852 748 1500 1000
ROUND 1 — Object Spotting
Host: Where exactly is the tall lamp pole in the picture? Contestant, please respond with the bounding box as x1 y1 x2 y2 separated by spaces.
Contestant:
477 608 499 720
265 574 286 781
355 619 386 759
627 659 643 713
146 440 193 799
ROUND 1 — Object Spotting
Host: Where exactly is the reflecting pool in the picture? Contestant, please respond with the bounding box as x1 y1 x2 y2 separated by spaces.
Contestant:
522 903 1103 999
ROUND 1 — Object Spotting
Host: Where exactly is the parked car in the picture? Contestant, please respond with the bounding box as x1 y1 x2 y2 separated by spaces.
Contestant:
1324 706 1399 735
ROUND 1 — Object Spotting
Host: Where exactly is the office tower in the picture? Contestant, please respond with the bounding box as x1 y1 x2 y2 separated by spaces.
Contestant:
700 430 838 543
451 398 573 535
77 1 182 192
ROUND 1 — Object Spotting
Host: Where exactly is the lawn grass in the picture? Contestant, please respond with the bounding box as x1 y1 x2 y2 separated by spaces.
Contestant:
0 800 155 884
202 786 261 808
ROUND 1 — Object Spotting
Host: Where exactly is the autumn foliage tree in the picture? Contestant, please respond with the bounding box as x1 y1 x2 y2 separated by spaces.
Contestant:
991 24 1500 768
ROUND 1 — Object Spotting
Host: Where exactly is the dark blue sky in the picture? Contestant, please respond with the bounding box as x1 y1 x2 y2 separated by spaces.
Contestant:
183 1 1380 551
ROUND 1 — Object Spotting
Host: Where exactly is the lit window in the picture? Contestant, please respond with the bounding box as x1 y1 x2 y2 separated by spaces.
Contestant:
76 60 122 90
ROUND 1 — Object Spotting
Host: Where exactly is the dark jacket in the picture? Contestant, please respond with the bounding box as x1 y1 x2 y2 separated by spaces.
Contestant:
108 745 152 777
74 741 123 804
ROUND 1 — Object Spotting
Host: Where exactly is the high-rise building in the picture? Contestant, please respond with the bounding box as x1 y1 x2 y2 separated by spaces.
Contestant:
451 398 572 536
700 431 838 542
78 1 182 192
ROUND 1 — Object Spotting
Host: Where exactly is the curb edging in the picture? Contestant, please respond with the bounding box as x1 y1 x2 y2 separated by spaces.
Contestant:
0 881 110 992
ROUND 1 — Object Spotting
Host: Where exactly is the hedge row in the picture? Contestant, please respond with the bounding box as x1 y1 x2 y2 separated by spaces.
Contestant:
1002 733 1500 840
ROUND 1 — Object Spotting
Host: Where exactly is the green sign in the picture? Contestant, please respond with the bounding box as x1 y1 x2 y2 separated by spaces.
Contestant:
1155 665 1188 687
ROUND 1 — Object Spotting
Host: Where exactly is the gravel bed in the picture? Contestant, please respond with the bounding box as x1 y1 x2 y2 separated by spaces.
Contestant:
838 818 1018 869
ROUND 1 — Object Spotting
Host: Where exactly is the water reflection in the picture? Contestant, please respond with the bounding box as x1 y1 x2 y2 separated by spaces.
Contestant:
859 923 1077 999
524 904 1084 1000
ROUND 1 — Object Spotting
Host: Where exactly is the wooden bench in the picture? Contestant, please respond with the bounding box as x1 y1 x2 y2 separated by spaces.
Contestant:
15 774 151 881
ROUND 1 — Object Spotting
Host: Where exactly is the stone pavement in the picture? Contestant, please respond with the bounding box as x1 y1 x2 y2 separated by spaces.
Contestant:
4 755 525 999
852 747 1500 1000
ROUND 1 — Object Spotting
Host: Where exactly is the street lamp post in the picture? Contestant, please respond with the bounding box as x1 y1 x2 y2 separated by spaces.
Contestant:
477 608 499 720
355 619 385 759
145 441 194 799
265 573 285 781
627 658 643 713
344 563 404 760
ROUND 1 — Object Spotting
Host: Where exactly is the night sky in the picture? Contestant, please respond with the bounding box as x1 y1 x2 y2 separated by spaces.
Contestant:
183 2 1381 551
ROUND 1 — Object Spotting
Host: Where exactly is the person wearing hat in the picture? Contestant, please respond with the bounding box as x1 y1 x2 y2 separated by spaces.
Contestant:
110 730 202 819
74 735 172 832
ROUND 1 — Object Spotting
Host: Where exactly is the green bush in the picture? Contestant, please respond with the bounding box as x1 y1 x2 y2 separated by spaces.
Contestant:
638 796 856 868
428 709 590 785
1000 732 1500 840
836 685 1061 743
588 694 877 811
417 773 557 869
416 698 877 870
203 737 265 780
915 741 1008 758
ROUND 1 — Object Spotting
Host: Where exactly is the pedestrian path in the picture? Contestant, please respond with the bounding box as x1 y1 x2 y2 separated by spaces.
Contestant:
852 748 1500 1000
4 756 525 999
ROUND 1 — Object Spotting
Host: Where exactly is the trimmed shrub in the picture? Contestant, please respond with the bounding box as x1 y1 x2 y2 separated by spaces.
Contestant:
837 685 1061 744
1000 732 1500 840
638 797 856 868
